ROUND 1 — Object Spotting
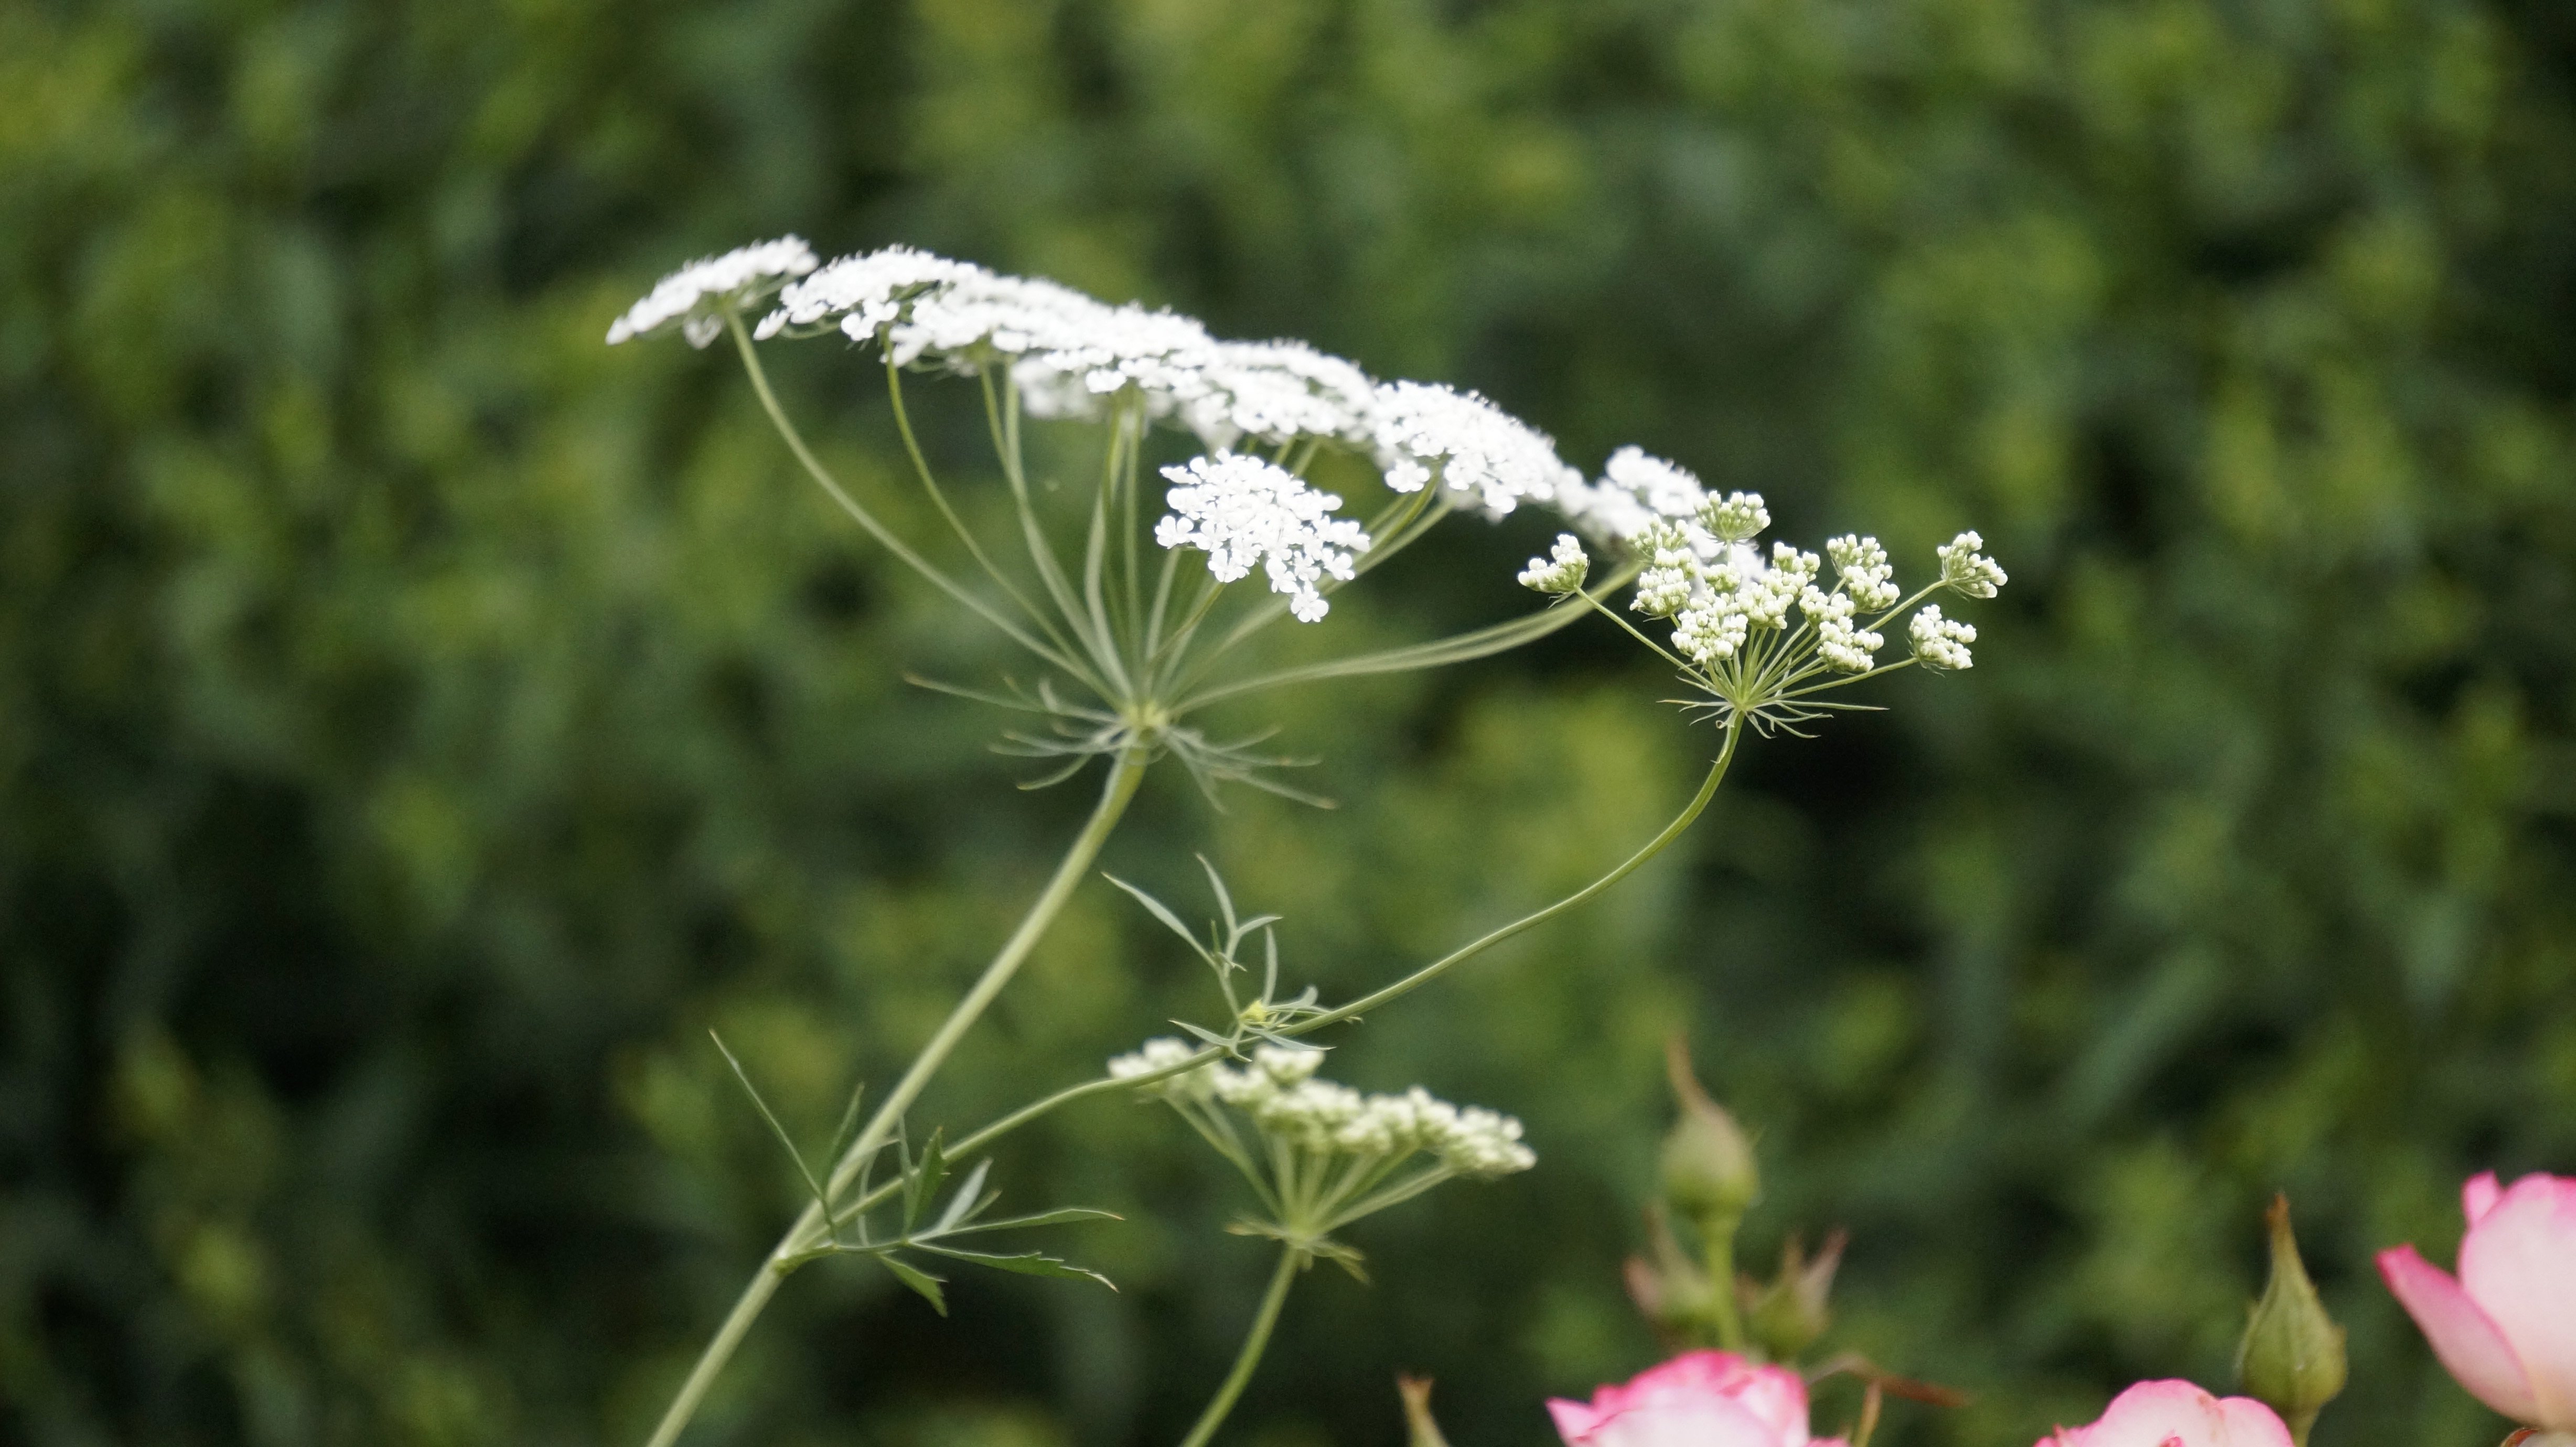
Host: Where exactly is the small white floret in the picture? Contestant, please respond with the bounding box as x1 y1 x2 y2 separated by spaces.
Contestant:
1699 491 1772 544
1937 531 2008 599
1825 534 1899 612
1909 603 1978 669
1518 534 1591 595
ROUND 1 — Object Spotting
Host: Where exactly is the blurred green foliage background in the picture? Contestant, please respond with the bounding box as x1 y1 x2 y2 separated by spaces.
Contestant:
6 0 2575 1444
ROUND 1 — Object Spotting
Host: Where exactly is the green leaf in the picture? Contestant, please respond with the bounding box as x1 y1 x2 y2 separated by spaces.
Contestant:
822 1078 870 1181
902 1128 950 1234
709 1030 831 1218
937 1206 1122 1236
930 1157 992 1235
1197 855 1238 934
1105 874 1217 968
918 1246 1115 1290
878 1254 949 1315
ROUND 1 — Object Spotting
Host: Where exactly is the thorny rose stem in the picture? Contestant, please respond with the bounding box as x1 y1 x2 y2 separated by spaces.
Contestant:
641 749 1151 1447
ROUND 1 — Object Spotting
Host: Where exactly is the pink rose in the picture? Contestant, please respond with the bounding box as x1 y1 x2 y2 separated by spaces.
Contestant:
1549 1351 1848 1447
2037 1380 2293 1447
2378 1171 2576 1429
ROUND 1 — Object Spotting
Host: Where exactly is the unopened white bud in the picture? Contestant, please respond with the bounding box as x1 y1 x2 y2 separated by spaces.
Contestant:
1700 491 1772 543
1518 534 1591 595
1936 531 2008 599
1909 604 1977 669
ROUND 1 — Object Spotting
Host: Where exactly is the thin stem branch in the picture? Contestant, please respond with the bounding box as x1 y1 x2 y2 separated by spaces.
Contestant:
725 314 1093 686
882 360 1075 658
1176 1246 1303 1447
1701 1211 1746 1351
640 748 1152 1447
838 721 1745 1225
1290 721 1740 1033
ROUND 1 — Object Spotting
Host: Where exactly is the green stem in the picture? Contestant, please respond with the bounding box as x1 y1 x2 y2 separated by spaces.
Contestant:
882 360 1075 662
726 314 1096 686
823 720 1743 1224
1699 1210 1746 1352
640 748 1152 1447
1291 721 1741 1033
1177 1246 1303 1447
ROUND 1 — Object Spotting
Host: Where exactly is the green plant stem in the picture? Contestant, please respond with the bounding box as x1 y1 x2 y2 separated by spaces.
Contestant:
1177 1246 1303 1447
1292 720 1741 1032
811 720 1744 1229
1699 1210 1746 1352
726 312 1092 685
641 748 1151 1447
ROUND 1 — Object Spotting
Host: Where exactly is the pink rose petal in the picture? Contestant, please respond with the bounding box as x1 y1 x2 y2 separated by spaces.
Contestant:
2038 1380 2292 1447
2379 1244 2543 1424
1552 1352 1828 1447
2455 1175 2576 1427
2466 1172 2504 1226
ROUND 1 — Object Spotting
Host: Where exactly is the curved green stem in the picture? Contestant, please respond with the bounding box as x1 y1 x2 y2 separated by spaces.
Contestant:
726 314 1096 687
640 749 1152 1447
1290 721 1739 1033
1177 1246 1303 1447
841 722 1744 1224
882 360 1076 661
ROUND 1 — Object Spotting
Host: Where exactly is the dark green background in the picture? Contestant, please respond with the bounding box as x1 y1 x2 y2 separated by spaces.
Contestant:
6 0 2573 1444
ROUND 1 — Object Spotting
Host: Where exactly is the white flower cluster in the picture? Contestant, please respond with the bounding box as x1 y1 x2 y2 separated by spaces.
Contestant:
1108 1041 1536 1179
758 246 1382 453
1570 447 1711 542
1517 534 1591 595
606 236 818 348
1365 381 1590 520
1613 480 1913 675
754 246 1617 524
1937 530 2009 598
1155 454 1372 621
1827 534 1900 611
1909 604 1978 669
1108 1036 1206 1088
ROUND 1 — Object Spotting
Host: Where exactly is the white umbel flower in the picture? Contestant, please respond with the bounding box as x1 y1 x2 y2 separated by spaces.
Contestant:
1575 447 1711 542
757 244 974 339
1937 530 2009 598
1155 453 1372 622
1632 522 1703 619
1108 1038 1216 1102
1825 534 1899 612
1182 340 1379 450
1673 598 1751 664
607 236 819 348
1700 491 1773 544
1909 604 1978 669
763 246 1381 452
1367 381 1586 519
1114 1036 1535 1179
1518 534 1591 595
1801 589 1885 673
